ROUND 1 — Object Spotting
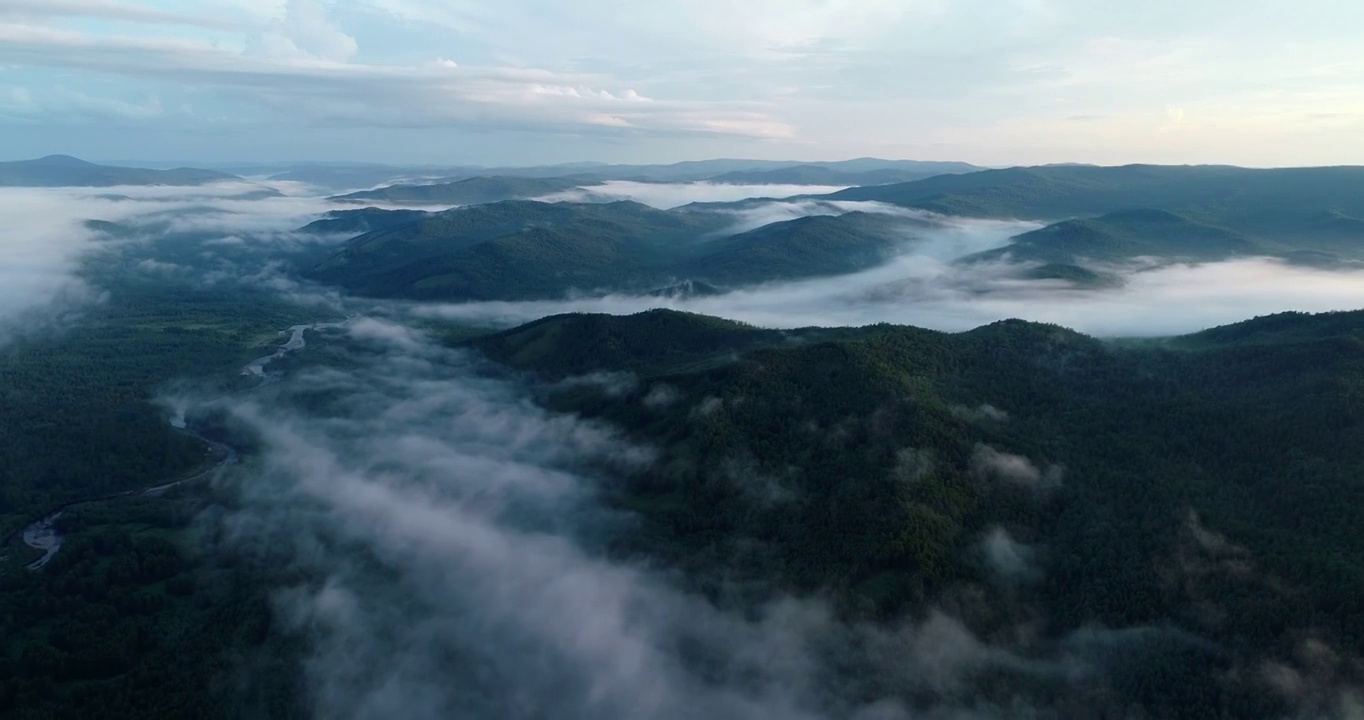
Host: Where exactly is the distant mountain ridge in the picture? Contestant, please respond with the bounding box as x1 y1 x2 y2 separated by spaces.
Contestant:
707 163 978 186
269 157 982 189
301 162 1364 302
330 176 589 205
822 164 1364 244
963 209 1260 267
0 155 238 187
304 200 929 300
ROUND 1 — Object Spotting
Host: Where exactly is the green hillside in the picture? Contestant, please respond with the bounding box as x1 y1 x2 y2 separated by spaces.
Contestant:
300 207 429 236
825 164 1364 248
964 208 1261 265
304 164 1364 302
461 307 1364 717
681 211 917 284
307 202 931 300
708 165 950 186
310 200 729 299
330 175 586 205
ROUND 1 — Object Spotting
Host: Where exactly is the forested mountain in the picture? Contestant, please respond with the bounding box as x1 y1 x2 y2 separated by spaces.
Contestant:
329 176 587 205
0 279 315 718
825 164 1364 246
680 211 917 284
269 157 979 188
8 280 1364 718
0 155 238 187
300 207 429 236
307 200 731 299
304 164 1364 305
962 208 1261 265
10 156 1364 719
466 307 1364 718
539 157 979 183
305 202 929 300
706 165 953 186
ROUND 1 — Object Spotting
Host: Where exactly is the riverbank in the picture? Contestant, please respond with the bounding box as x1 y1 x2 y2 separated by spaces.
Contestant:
5 318 342 571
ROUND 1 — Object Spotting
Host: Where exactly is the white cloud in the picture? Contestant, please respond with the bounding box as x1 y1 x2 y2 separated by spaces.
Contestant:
3 0 1363 164
642 384 680 409
971 445 1044 487
0 15 792 140
980 527 1038 583
0 0 250 30
413 248 1364 339
971 445 1063 490
281 0 355 61
0 188 114 342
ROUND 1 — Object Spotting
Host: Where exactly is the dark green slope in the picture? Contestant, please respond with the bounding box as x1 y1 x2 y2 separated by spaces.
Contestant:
824 164 1191 216
309 200 732 300
475 310 780 376
1173 309 1364 348
964 208 1260 266
707 165 947 186
330 175 585 205
0 155 238 187
681 211 920 284
394 223 669 300
462 308 1364 718
300 207 429 236
306 202 931 300
825 163 1364 248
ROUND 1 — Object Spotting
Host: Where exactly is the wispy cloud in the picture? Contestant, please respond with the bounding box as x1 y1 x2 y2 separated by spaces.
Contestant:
0 9 792 140
0 0 251 30
185 323 1083 718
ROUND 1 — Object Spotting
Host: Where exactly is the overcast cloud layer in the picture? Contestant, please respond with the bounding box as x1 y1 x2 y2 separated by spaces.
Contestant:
1 0 1362 165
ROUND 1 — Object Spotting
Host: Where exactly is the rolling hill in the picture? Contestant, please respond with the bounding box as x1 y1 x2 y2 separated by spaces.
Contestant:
707 165 959 186
680 211 920 284
305 202 934 300
963 208 1261 266
303 163 1364 303
307 200 733 300
300 207 429 236
462 307 1364 718
0 155 238 187
271 157 979 187
330 176 588 205
823 164 1364 249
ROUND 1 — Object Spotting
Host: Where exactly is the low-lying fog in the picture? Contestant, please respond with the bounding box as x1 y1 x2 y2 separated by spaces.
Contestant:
419 253 1364 337
0 181 346 338
7 182 1364 344
184 319 1196 720
6 178 1362 719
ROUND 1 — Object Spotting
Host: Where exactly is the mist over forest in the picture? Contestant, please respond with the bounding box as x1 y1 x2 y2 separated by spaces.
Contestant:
4 1 1364 716
2 158 1364 720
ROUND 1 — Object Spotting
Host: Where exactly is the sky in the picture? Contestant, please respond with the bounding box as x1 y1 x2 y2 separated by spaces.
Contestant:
0 0 1361 166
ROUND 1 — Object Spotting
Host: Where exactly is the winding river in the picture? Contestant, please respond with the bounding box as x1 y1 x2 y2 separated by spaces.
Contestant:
243 322 346 378
11 320 342 570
